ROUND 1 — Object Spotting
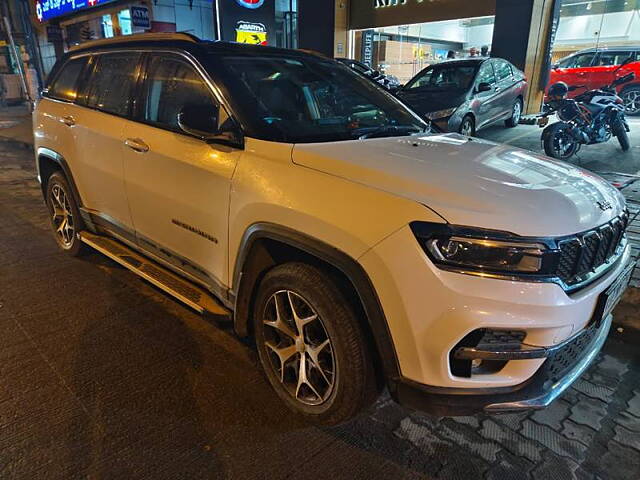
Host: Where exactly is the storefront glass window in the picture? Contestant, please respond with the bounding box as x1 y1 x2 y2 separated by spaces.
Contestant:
117 10 133 36
102 15 114 39
352 16 494 85
552 0 640 64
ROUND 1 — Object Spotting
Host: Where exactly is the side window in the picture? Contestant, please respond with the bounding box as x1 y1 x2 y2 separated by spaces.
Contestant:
570 53 595 68
494 61 512 81
597 51 629 66
48 57 87 102
85 52 141 116
477 62 495 85
142 55 218 132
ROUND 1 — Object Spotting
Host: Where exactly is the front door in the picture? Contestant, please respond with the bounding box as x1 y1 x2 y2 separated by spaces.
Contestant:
122 52 240 287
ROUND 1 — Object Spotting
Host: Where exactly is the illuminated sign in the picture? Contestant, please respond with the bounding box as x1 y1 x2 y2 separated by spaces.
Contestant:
236 21 267 45
375 0 418 7
235 0 265 9
35 0 115 22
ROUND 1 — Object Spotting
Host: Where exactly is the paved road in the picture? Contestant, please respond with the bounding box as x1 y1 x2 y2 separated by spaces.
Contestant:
1 138 639 479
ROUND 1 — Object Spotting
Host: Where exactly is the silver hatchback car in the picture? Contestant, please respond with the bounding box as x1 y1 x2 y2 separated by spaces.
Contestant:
397 58 528 136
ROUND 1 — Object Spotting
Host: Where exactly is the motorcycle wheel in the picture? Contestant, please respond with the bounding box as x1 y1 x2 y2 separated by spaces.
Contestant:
543 124 579 160
613 121 630 151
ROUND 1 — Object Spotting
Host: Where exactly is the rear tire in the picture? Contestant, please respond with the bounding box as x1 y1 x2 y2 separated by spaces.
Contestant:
45 172 88 256
253 262 377 425
459 115 475 136
613 121 630 151
505 98 522 128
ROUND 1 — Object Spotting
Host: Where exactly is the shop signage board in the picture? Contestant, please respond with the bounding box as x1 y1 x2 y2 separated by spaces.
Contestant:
131 6 151 29
35 0 117 22
361 30 374 68
350 0 494 30
218 0 275 45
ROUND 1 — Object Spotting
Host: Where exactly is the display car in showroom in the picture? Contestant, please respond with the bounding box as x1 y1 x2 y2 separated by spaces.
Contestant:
396 57 527 135
34 34 632 424
549 46 640 114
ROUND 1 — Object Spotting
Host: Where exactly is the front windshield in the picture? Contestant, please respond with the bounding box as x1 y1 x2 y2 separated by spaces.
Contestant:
209 54 430 143
404 64 478 91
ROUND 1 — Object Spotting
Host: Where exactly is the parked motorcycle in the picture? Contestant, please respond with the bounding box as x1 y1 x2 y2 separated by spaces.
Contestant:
537 68 634 160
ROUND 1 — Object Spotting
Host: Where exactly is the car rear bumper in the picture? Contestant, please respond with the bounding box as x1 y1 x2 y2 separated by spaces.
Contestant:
389 313 612 416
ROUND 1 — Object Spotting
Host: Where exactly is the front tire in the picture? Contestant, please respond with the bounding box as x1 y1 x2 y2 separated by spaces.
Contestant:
253 262 377 425
613 120 630 151
505 98 522 128
543 123 579 160
45 172 87 256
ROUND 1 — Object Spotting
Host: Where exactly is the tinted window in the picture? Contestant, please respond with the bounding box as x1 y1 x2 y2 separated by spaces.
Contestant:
48 57 87 102
405 64 478 91
596 51 633 66
558 53 595 68
476 61 495 85
142 55 217 131
85 53 141 116
494 60 512 81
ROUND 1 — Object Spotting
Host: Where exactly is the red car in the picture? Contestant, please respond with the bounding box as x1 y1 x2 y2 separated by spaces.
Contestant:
549 46 640 115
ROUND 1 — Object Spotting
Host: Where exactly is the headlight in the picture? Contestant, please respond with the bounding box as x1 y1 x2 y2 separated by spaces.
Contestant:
411 222 557 276
426 237 547 273
425 107 457 120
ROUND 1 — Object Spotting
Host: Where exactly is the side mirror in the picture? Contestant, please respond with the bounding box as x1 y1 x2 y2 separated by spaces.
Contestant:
476 82 492 93
177 104 219 139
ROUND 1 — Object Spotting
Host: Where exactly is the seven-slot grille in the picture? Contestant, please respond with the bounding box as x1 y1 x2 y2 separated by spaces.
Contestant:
556 212 628 285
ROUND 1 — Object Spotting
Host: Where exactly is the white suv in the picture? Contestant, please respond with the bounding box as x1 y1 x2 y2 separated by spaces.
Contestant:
34 33 633 424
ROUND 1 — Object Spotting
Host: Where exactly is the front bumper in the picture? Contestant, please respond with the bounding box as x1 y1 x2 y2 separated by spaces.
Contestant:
390 313 612 416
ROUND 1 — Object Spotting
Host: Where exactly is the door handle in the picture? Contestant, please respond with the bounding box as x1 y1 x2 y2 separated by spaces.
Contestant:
61 115 75 127
124 138 149 153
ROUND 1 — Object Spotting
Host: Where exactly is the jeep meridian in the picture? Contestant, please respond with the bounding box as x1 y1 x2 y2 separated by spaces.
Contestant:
34 34 633 424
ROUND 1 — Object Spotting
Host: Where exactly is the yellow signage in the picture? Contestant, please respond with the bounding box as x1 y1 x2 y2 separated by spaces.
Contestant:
236 21 267 45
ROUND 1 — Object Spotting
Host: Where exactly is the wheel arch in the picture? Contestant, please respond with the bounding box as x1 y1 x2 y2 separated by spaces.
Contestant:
231 222 401 385
36 147 83 209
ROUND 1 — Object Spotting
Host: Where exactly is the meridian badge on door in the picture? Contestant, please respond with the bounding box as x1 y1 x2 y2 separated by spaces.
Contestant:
172 219 218 244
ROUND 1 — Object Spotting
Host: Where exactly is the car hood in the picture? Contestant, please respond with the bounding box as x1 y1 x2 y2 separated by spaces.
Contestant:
397 89 467 115
292 134 625 237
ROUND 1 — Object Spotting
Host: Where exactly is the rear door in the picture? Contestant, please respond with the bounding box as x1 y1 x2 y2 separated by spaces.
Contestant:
71 51 143 235
493 59 517 120
588 50 634 90
473 60 500 128
121 52 240 287
37 56 89 187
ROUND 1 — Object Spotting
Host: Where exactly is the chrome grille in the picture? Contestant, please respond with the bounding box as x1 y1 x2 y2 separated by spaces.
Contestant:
556 213 628 286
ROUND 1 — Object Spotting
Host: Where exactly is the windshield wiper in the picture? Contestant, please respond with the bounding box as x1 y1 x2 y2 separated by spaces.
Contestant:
356 125 424 140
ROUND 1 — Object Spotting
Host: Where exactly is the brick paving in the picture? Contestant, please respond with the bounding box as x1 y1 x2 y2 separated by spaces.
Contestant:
1 129 639 478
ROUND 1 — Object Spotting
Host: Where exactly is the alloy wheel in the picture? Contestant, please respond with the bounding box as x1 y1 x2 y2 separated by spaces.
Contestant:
50 184 75 248
623 90 640 114
262 290 336 406
512 101 522 124
460 118 474 136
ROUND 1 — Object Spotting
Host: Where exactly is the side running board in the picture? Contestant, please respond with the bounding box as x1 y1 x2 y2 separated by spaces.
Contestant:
79 231 230 320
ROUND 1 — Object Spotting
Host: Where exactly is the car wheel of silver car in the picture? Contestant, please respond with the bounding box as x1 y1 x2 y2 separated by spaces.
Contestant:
45 172 87 256
459 115 475 136
505 99 522 128
622 87 640 116
253 262 377 425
